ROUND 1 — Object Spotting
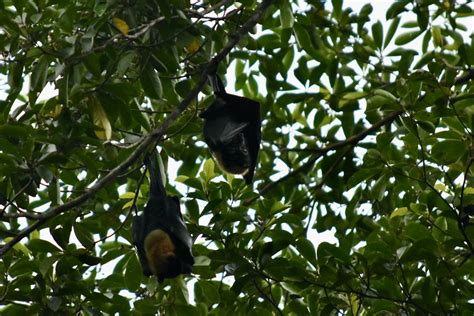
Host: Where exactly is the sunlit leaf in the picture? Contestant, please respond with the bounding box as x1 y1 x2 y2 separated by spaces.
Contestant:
113 17 129 35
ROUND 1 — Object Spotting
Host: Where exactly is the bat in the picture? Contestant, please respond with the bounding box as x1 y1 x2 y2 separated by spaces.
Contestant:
200 73 261 184
132 154 194 282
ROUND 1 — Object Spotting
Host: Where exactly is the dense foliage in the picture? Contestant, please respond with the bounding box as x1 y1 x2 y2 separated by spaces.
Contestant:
1 0 474 314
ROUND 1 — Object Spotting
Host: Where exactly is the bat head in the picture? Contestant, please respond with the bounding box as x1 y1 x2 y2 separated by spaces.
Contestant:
144 229 177 279
143 222 194 282
211 133 251 175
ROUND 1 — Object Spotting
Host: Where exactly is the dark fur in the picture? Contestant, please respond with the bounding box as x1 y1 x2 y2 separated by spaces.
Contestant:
132 155 194 281
200 74 261 184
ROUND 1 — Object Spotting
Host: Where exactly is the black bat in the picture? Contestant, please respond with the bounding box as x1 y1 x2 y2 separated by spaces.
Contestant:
132 154 194 282
200 74 261 184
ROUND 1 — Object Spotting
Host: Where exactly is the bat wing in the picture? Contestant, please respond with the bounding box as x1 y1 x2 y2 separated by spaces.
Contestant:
163 201 194 265
203 116 248 147
242 99 261 184
201 74 262 184
132 215 153 277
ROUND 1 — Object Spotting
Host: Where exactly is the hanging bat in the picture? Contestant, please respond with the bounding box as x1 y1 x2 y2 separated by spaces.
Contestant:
132 154 194 282
200 73 261 184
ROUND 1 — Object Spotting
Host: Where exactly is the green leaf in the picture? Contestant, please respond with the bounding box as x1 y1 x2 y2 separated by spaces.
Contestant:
27 239 61 254
432 26 443 47
331 0 342 19
195 281 220 305
372 21 383 49
279 0 294 29
343 91 367 100
295 238 317 267
29 55 49 94
125 254 142 291
141 66 163 99
348 168 381 188
384 16 401 48
293 24 316 56
390 207 409 218
431 140 466 165
74 223 95 249
374 89 397 102
395 30 423 45
386 0 410 19
432 216 448 242
372 173 388 201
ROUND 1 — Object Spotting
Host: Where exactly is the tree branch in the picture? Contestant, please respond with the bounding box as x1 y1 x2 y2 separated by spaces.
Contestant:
256 110 403 197
0 0 276 257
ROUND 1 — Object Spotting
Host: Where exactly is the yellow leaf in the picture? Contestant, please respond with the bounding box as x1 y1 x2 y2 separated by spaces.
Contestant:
31 230 40 239
89 97 112 140
465 187 474 195
203 158 215 178
15 242 31 256
119 192 136 199
434 183 446 192
186 39 200 54
175 175 189 183
390 207 408 218
122 200 134 209
113 17 129 35
4 238 31 256
49 104 62 119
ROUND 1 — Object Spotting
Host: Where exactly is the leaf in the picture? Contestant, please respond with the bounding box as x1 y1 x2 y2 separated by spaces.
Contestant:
27 239 61 254
395 30 423 45
293 24 316 56
202 158 215 182
116 51 136 77
343 91 367 100
280 0 294 29
347 168 381 188
295 238 317 267
119 192 136 199
432 216 447 242
331 0 342 19
141 66 163 99
384 16 401 48
193 256 211 267
89 96 112 140
405 222 430 242
195 281 220 305
431 25 443 47
29 55 49 94
431 140 466 165
186 39 200 54
372 20 383 49
372 173 388 201
386 0 409 19
390 207 408 218
113 17 129 35
74 223 95 249
374 89 397 102
125 254 142 291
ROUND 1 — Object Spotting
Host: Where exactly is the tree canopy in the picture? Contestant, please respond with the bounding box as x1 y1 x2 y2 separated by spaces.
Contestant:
1 0 474 314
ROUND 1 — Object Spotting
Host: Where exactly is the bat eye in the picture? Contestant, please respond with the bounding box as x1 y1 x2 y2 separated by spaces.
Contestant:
240 143 248 154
